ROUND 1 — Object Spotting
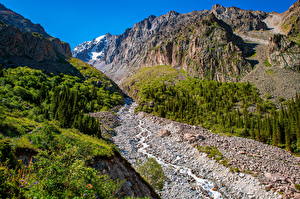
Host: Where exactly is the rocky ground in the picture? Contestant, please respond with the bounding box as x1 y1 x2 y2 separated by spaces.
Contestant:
111 101 300 199
238 13 300 100
239 29 300 100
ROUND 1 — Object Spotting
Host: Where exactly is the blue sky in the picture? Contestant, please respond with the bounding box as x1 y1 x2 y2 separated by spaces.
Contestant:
1 0 295 48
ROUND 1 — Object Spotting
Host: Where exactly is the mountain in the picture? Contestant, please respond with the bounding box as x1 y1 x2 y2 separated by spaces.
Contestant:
73 5 269 83
0 3 49 37
0 3 72 74
73 1 300 99
72 34 113 65
0 4 159 199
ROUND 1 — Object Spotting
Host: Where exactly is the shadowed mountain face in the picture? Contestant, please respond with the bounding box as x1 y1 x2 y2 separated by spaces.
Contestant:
0 3 72 73
0 3 49 37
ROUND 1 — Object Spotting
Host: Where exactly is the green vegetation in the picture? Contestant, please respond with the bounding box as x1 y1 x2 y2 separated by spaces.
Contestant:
123 65 186 99
196 145 229 167
295 184 300 191
196 146 224 161
0 59 125 198
264 59 272 67
137 158 166 191
265 69 275 75
128 65 300 153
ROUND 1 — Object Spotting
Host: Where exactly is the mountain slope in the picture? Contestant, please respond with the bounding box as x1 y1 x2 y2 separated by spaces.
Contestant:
0 4 159 199
0 3 72 74
73 5 270 83
0 3 49 37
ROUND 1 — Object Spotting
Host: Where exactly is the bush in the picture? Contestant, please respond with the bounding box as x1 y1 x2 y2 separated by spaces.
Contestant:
137 158 166 191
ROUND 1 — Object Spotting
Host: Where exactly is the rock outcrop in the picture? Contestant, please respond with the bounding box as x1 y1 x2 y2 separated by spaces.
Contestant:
211 4 268 32
91 152 159 199
269 34 300 71
0 4 72 71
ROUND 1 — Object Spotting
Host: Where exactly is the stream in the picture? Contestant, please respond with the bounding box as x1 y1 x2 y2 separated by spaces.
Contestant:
113 100 223 199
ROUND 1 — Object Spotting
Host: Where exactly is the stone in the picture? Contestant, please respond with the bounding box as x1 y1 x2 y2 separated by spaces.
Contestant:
264 172 286 182
238 151 247 155
294 193 300 199
158 129 171 138
265 184 273 191
183 133 199 143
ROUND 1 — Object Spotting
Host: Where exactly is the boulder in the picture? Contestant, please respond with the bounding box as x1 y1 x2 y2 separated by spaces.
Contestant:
294 193 300 199
183 134 205 143
264 172 286 182
158 129 171 138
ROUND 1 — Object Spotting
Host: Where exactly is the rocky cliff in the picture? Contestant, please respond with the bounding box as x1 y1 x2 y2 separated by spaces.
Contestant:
268 0 300 71
211 4 268 32
91 152 159 198
142 14 251 82
74 4 272 83
0 4 72 72
269 34 300 71
0 3 49 37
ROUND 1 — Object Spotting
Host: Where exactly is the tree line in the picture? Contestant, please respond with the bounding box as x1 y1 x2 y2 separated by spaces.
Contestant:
136 77 300 152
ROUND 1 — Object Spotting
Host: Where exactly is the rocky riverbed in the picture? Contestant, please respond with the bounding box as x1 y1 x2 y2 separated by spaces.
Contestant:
111 100 300 199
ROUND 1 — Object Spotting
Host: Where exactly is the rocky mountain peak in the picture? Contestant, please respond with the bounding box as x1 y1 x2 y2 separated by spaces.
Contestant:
166 10 180 17
212 4 226 14
0 3 49 37
211 4 268 31
0 3 71 72
72 34 112 64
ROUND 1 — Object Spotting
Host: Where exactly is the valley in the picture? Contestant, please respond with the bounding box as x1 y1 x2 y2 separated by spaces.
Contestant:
113 101 286 199
0 0 300 199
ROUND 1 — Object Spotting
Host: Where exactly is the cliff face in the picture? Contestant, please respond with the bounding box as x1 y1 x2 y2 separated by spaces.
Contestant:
142 14 251 82
94 9 258 83
211 4 268 32
92 152 159 198
269 34 300 71
0 4 71 70
0 23 71 63
268 0 300 71
74 4 272 83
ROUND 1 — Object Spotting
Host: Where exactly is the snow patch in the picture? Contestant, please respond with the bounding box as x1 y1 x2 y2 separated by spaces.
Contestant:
95 35 106 43
91 51 104 60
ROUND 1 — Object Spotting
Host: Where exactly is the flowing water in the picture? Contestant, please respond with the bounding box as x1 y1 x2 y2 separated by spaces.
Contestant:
113 100 223 199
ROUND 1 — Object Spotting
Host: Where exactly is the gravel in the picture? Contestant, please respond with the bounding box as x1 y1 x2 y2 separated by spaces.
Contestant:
112 101 283 199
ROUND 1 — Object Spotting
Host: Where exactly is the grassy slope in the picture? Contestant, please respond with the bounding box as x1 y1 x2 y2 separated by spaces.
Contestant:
0 58 130 198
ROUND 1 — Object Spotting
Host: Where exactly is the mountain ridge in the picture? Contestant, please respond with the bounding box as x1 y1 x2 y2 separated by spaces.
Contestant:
72 3 271 83
73 1 300 100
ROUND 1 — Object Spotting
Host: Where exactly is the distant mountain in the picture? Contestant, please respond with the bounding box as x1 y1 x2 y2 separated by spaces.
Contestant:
72 34 112 65
73 1 300 99
73 5 268 83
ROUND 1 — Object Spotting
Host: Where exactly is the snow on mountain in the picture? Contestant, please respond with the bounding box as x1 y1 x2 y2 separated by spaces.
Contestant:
72 34 110 64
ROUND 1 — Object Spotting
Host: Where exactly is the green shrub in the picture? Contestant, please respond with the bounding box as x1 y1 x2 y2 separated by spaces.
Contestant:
137 158 166 191
264 59 272 67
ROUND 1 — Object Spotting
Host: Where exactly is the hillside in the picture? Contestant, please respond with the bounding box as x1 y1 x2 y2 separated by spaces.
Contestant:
0 4 159 199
